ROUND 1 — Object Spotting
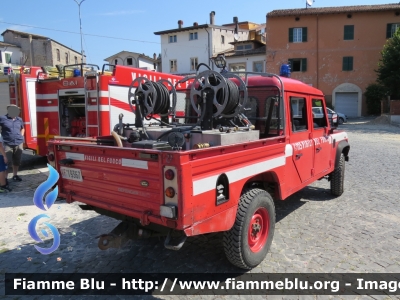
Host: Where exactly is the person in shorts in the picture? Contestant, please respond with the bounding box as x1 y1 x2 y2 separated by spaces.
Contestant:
0 134 11 192
0 104 24 182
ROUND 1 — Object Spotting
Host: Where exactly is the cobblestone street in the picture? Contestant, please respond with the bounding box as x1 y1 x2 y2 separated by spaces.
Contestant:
0 120 400 299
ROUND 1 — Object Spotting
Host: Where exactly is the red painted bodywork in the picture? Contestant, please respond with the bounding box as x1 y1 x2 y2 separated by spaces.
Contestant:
10 66 184 156
48 74 349 237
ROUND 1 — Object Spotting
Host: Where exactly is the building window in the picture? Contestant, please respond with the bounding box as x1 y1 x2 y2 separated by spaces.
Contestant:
170 59 177 72
75 56 78 64
344 25 354 40
189 32 198 40
288 58 307 72
229 63 246 72
221 35 225 44
56 49 60 62
190 57 198 71
65 53 69 64
253 61 263 72
0 51 2 63
5 53 11 64
236 44 253 51
289 27 307 43
342 56 353 71
127 58 133 65
169 35 177 43
386 23 400 38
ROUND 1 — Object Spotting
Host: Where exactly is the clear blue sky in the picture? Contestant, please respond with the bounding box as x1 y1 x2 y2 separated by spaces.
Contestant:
0 0 392 67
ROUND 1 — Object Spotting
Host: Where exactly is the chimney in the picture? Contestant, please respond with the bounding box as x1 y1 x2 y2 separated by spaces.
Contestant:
193 22 198 27
210 11 215 25
153 53 157 60
178 20 183 28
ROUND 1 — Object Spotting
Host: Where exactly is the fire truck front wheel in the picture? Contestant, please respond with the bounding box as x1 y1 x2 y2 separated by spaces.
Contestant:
223 188 275 269
330 153 345 196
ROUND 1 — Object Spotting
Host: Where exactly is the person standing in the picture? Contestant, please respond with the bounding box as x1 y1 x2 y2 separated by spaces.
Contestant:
0 104 24 182
0 133 11 192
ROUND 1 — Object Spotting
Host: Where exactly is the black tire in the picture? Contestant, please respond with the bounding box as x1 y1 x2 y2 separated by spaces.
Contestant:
331 153 345 196
223 188 275 269
338 118 344 125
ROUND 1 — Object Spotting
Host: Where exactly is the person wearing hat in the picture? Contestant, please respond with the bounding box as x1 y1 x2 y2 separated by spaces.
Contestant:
0 104 25 182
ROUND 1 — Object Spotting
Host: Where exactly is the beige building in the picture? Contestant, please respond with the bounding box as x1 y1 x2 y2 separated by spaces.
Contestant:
104 51 159 71
2 29 84 67
266 3 400 116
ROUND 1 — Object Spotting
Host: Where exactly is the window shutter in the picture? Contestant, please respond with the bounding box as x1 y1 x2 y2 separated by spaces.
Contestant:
344 25 354 40
289 28 294 42
301 58 307 72
386 24 392 38
348 57 353 70
302 27 308 42
342 57 347 71
288 59 293 70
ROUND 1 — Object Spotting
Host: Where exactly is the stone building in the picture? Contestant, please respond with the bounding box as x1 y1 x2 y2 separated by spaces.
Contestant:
1 29 84 67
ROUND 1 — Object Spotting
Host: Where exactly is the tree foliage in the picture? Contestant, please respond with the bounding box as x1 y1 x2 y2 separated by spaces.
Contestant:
376 28 400 98
364 83 387 115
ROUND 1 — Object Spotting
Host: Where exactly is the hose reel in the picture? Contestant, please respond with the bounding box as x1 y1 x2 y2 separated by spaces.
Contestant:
128 77 177 121
189 70 247 119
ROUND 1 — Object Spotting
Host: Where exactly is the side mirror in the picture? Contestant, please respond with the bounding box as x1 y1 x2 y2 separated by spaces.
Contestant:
330 113 338 129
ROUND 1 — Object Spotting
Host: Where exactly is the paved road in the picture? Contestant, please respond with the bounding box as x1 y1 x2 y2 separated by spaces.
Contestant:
0 120 400 299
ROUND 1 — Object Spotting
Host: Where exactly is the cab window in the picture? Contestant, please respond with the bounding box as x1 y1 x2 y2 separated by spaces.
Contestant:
312 99 327 128
290 97 308 132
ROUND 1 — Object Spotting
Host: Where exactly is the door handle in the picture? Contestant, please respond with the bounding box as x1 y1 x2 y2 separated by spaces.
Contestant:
295 153 303 160
316 147 322 153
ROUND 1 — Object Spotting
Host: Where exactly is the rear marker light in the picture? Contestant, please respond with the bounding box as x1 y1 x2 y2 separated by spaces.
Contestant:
165 187 175 198
160 205 176 218
164 169 175 180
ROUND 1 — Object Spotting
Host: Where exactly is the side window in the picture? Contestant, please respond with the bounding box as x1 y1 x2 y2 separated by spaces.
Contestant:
290 97 308 132
312 99 327 129
263 96 283 137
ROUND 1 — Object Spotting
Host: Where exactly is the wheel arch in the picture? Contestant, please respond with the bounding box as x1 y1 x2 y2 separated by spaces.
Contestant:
242 171 283 200
335 140 350 168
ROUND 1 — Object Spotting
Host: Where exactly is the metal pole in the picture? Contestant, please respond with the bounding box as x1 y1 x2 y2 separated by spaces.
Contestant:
74 0 86 63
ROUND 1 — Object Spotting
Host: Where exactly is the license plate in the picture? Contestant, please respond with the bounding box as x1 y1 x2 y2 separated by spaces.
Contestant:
60 166 83 182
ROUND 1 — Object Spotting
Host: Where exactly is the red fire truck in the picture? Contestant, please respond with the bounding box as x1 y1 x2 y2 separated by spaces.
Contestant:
8 64 184 156
48 61 350 269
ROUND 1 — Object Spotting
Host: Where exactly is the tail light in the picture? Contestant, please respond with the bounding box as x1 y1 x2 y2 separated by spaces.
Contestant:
165 187 175 198
161 166 178 219
164 169 175 180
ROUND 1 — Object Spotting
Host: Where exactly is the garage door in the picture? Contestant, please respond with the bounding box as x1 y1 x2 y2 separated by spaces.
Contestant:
335 92 358 117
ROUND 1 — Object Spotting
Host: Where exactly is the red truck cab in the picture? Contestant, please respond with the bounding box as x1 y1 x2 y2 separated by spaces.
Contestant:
48 67 349 269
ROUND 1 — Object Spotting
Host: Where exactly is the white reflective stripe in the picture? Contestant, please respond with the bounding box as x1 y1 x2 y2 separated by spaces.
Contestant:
36 106 58 112
87 105 110 112
109 85 130 102
285 144 293 157
121 159 148 170
331 131 348 141
193 156 286 196
36 93 58 100
99 91 109 97
23 122 31 125
66 152 84 161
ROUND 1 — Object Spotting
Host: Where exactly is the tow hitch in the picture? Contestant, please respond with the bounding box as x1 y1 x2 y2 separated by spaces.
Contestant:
96 221 159 250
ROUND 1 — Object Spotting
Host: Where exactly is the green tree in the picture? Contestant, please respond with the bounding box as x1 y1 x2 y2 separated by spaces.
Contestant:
364 83 387 115
376 28 400 98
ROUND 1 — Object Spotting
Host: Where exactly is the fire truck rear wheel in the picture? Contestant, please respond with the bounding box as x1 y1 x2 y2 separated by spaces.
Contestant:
223 188 275 270
330 153 345 196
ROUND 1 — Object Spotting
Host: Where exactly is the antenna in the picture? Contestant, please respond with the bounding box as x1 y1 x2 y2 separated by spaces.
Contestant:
306 0 314 8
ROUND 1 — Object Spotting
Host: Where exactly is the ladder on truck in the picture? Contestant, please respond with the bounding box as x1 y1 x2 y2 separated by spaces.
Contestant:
84 71 100 137
8 72 20 107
